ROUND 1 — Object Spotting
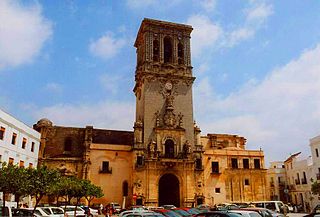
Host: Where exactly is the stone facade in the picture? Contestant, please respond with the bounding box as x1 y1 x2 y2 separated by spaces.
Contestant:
34 18 268 207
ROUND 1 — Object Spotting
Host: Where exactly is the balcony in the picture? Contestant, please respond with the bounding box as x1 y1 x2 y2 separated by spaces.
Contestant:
288 184 296 190
295 179 300 185
99 167 112 174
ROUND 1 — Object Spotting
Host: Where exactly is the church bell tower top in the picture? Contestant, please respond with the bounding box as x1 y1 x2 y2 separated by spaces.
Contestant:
134 18 193 48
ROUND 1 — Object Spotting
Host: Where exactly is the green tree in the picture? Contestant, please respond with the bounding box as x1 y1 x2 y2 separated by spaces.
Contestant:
0 162 27 208
25 165 61 213
82 180 104 206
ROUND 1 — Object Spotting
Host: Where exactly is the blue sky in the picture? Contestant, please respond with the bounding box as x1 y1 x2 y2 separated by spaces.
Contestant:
1 0 320 164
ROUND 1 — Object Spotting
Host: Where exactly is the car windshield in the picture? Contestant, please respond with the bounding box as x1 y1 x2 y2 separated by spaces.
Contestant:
52 208 64 214
42 208 52 215
174 210 190 216
164 210 181 217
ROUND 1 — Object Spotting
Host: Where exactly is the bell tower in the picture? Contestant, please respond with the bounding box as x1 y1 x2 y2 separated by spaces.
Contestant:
132 18 203 207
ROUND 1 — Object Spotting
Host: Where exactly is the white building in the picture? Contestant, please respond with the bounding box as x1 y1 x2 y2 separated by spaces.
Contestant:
309 135 320 208
0 109 40 167
0 108 40 205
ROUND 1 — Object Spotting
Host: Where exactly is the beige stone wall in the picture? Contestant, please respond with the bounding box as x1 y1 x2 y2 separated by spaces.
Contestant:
88 143 133 205
201 135 268 204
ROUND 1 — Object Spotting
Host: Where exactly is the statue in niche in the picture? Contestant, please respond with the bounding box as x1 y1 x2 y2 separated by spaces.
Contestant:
166 95 174 109
148 140 157 158
183 140 191 158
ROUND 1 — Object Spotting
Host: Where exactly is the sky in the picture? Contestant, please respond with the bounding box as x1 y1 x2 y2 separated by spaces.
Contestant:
1 0 320 165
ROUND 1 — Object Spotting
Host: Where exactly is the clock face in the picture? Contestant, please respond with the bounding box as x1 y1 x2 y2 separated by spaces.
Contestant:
165 82 173 90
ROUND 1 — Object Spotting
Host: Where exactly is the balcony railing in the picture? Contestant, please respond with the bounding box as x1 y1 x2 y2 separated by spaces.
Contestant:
99 167 112 174
288 184 296 190
301 178 307 185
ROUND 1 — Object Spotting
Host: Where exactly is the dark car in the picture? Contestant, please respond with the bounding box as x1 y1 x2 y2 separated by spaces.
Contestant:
194 211 242 217
304 205 320 217
155 209 183 217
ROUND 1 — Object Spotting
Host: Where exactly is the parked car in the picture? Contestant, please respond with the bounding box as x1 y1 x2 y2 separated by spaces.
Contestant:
250 201 287 214
120 210 155 217
162 205 177 210
228 210 262 217
12 208 42 217
181 207 202 215
60 205 86 217
80 206 99 217
37 206 65 217
122 211 165 217
194 211 242 217
155 209 182 217
241 207 284 217
172 208 192 217
304 204 320 217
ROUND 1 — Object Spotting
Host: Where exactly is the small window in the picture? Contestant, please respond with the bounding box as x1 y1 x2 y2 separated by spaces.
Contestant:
178 42 184 65
245 179 250 185
137 155 144 166
64 137 72 152
243 159 249 169
22 138 27 149
164 36 172 63
0 127 5 140
9 157 14 165
153 40 159 62
316 148 319 158
11 133 17 145
211 162 219 173
19 160 24 168
231 158 238 169
254 159 261 169
195 158 203 170
31 142 35 152
215 188 221 193
101 161 111 173
29 163 33 168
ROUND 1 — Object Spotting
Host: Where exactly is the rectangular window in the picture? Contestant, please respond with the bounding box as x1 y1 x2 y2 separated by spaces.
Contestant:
0 155 2 162
0 127 5 140
245 179 250 185
243 159 249 169
211 162 219 173
29 163 33 168
316 148 319 157
19 160 24 168
31 142 35 152
11 133 17 145
254 159 261 169
9 157 14 165
215 188 220 193
22 138 27 149
231 158 238 169
101 161 111 173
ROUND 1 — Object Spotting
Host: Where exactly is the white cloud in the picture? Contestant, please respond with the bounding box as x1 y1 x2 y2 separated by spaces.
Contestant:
89 32 126 60
0 0 52 70
195 44 320 163
100 74 123 94
45 82 63 94
187 15 222 57
200 0 216 12
246 2 273 24
33 101 135 130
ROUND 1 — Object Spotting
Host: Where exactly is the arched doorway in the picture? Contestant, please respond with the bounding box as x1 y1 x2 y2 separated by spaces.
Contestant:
158 173 180 207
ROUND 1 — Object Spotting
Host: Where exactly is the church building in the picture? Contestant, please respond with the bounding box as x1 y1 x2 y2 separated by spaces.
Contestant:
34 18 268 207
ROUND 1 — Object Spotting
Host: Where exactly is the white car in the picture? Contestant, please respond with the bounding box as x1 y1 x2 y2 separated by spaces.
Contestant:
60 206 86 217
37 207 65 217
